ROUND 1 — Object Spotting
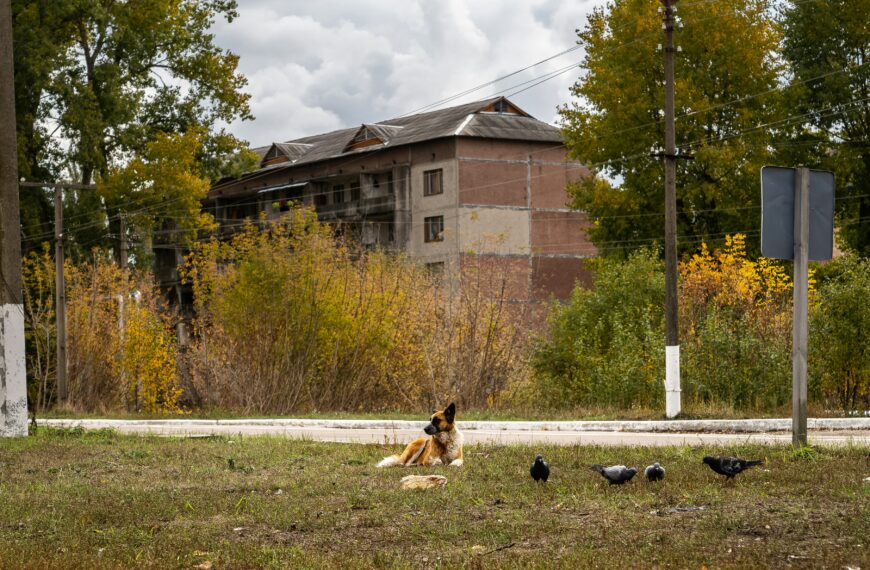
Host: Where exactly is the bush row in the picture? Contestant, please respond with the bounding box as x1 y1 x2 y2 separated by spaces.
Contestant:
531 236 870 414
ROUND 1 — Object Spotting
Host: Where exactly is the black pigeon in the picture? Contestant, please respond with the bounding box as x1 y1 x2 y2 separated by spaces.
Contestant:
703 456 764 480
530 455 550 482
644 462 665 482
591 464 638 485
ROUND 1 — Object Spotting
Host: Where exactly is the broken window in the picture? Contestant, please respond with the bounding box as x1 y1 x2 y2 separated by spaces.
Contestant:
424 216 444 243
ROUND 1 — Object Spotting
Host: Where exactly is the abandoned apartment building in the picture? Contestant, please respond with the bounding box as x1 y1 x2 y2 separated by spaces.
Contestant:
164 96 595 306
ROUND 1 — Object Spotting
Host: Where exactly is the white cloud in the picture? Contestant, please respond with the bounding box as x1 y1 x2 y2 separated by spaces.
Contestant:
212 0 606 147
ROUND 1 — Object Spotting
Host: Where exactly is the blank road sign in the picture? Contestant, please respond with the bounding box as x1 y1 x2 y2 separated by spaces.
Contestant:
761 166 835 261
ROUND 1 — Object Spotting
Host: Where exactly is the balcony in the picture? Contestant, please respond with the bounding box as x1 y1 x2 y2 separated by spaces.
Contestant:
316 194 395 219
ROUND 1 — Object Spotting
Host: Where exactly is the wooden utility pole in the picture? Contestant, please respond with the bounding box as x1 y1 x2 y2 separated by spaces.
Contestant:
0 0 28 437
792 167 809 447
54 186 68 404
119 214 128 268
661 0 681 418
20 180 96 407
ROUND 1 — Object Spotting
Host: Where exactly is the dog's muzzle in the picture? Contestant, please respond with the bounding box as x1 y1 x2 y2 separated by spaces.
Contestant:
423 424 438 435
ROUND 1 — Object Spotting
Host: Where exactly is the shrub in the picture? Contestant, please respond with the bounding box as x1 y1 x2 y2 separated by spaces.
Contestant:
531 249 665 408
64 257 181 414
22 246 56 412
181 206 525 414
679 235 793 410
118 303 182 413
809 255 870 413
533 235 799 412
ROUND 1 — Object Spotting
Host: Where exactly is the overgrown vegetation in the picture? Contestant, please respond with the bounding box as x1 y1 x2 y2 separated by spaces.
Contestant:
809 255 870 412
22 248 183 414
180 208 526 414
22 220 870 418
532 236 870 414
0 429 867 568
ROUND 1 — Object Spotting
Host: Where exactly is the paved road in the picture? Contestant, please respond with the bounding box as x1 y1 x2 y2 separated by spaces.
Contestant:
42 419 870 447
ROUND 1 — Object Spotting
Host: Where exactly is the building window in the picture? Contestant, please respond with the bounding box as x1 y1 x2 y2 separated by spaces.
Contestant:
426 261 445 277
314 192 327 207
350 181 361 201
423 169 443 196
333 184 345 204
424 215 444 243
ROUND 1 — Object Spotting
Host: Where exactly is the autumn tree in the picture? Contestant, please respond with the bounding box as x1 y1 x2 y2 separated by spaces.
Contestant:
12 0 255 261
560 0 784 256
781 0 870 256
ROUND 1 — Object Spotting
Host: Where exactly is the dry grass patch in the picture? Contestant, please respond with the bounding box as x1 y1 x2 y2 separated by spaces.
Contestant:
0 428 868 569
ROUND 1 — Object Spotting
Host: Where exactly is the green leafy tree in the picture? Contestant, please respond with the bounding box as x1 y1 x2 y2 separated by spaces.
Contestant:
782 0 870 256
560 0 784 256
12 0 255 261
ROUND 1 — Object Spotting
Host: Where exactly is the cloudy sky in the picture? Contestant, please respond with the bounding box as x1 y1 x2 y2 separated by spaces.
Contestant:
211 0 605 147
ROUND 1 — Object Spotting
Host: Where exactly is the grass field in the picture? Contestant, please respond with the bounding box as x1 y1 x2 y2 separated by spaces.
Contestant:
0 428 868 569
36 401 858 422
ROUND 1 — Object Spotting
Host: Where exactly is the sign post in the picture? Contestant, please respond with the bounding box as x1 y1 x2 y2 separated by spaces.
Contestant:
761 166 834 448
792 167 809 447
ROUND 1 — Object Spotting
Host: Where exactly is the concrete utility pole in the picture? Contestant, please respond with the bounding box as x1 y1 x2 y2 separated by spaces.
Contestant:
792 167 809 447
0 0 28 437
661 0 681 418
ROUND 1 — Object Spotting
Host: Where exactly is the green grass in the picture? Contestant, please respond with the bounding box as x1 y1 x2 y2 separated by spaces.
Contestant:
1 428 868 569
36 401 849 422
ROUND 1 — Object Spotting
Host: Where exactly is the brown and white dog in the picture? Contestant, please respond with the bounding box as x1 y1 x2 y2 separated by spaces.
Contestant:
377 403 464 468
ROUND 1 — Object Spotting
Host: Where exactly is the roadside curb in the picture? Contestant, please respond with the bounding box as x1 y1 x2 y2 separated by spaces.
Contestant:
41 417 870 434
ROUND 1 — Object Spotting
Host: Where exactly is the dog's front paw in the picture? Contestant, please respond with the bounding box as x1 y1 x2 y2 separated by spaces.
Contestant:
449 458 464 467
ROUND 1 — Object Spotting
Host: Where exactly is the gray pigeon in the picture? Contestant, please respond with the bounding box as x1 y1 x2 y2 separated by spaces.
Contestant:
591 464 638 485
644 462 665 482
703 456 764 480
530 455 550 482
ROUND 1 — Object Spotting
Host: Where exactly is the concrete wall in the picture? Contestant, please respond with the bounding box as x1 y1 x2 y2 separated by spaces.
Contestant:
458 207 530 255
408 156 459 262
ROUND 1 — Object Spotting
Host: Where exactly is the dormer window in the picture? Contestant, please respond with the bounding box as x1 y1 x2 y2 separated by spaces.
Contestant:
343 123 403 153
260 142 313 167
480 98 525 115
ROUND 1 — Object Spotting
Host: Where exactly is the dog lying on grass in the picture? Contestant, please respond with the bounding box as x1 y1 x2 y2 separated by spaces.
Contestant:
377 403 464 467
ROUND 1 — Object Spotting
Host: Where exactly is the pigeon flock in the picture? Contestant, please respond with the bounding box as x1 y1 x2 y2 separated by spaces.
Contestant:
529 454 764 485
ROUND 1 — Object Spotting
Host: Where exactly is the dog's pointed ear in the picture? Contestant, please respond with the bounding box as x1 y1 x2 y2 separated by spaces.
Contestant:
444 402 456 421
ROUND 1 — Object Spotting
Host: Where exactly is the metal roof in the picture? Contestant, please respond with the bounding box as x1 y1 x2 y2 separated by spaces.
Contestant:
214 97 563 195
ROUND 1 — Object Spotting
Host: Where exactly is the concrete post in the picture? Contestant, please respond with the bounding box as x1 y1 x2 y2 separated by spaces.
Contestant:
0 0 28 437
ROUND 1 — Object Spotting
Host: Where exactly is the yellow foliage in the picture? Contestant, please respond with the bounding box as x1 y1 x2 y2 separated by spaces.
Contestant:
65 256 182 414
181 205 526 413
680 233 796 342
117 304 183 414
